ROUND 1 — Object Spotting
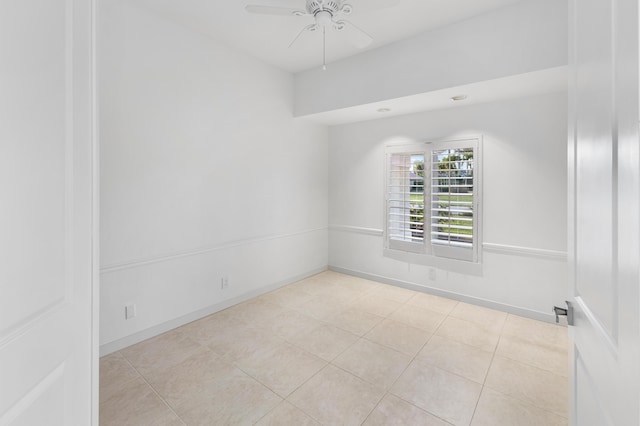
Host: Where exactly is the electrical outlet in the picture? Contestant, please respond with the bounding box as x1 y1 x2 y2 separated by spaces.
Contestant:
125 304 136 320
221 275 229 290
428 268 436 281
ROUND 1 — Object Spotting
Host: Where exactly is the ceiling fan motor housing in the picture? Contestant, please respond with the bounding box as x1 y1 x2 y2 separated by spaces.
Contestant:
306 0 341 15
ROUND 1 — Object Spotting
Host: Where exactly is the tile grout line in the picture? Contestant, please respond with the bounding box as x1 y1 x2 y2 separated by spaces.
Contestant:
276 279 379 425
282 281 425 424
476 314 569 420
469 312 509 424
358 294 458 424
119 353 188 426
283 363 338 425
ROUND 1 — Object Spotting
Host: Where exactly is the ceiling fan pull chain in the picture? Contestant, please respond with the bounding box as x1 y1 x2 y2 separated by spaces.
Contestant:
322 26 327 71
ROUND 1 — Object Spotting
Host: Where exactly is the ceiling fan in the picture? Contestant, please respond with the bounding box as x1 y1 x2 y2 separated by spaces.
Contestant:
245 0 400 70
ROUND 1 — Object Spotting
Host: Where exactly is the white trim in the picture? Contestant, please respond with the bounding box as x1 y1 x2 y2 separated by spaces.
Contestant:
90 0 99 423
329 265 560 324
100 227 328 274
99 266 328 356
483 243 567 261
330 224 568 261
329 225 384 237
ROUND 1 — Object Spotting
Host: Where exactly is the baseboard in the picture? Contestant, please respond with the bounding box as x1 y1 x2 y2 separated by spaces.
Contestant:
329 265 559 324
99 266 328 357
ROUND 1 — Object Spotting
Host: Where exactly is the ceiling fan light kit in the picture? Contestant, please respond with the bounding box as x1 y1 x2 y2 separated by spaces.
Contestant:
245 0 398 70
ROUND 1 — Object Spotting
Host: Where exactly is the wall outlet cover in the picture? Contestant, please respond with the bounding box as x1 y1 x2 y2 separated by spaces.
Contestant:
125 304 136 320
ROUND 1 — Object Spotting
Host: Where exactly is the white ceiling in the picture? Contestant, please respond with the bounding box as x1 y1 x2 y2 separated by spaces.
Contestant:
129 0 527 73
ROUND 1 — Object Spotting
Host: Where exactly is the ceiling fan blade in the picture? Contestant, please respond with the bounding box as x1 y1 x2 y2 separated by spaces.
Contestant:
245 5 305 16
289 24 318 48
335 20 373 48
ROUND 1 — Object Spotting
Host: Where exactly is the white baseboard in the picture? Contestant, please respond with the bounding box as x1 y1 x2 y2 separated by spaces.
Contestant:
99 266 328 357
329 265 559 324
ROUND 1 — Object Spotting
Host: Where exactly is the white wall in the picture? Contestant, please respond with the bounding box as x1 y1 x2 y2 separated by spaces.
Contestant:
295 0 567 116
99 0 328 353
328 92 568 320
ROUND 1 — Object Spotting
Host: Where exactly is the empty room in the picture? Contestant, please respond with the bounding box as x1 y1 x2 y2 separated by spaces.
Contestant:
3 0 639 425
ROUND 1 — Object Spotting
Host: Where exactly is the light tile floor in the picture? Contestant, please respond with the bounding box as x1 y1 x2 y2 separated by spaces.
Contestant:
100 271 569 426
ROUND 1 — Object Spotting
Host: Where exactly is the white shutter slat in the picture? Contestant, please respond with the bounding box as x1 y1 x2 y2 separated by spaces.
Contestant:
430 146 474 251
387 152 425 249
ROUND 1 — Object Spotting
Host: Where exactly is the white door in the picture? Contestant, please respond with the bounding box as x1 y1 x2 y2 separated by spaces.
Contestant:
0 1 97 425
568 0 640 424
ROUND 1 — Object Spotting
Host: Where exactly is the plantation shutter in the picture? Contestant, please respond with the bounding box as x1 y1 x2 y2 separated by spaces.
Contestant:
386 149 426 253
429 141 478 262
385 138 480 264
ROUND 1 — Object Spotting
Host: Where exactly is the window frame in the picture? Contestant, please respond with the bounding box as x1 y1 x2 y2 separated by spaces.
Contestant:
383 137 483 267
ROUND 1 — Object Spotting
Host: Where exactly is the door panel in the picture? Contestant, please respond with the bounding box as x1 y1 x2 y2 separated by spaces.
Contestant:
575 353 609 426
574 0 615 338
0 0 96 424
0 0 68 338
568 0 640 424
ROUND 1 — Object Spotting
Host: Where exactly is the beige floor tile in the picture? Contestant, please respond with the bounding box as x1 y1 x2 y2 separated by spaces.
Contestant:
363 394 451 426
310 283 349 300
291 275 337 296
120 329 208 377
255 401 320 426
99 352 141 403
224 298 290 324
418 335 493 384
148 351 281 425
372 284 416 303
314 270 347 283
319 272 372 294
365 319 432 356
295 272 361 300
206 323 285 363
289 324 358 361
324 308 384 336
294 295 351 320
338 276 382 294
256 308 323 340
388 305 446 332
333 339 412 389
178 313 246 347
407 292 459 315
435 317 501 352
102 272 570 426
234 342 326 397
289 275 321 290
324 286 364 304
289 365 384 426
449 303 507 332
352 294 403 318
391 358 482 426
261 286 315 308
175 378 281 425
472 387 568 426
143 349 228 403
485 355 568 418
496 334 568 377
502 314 567 351
100 377 183 426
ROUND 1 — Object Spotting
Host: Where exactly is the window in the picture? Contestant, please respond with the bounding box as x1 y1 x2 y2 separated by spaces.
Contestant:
385 138 481 263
